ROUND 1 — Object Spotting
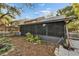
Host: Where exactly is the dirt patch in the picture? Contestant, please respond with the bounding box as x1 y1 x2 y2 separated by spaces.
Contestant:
6 36 55 56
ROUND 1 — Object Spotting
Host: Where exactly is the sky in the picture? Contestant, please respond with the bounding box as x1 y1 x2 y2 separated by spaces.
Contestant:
10 3 71 20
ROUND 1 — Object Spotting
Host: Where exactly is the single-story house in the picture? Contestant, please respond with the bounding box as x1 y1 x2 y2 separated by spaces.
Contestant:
19 15 76 43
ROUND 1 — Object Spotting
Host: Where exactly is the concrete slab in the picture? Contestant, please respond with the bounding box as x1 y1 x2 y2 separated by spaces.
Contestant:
55 40 79 56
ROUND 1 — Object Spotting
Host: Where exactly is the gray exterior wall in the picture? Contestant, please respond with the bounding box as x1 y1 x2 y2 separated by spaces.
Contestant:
20 21 66 38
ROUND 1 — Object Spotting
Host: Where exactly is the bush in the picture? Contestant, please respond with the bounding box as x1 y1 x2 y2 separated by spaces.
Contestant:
0 43 12 55
25 32 42 44
0 36 12 55
0 36 10 44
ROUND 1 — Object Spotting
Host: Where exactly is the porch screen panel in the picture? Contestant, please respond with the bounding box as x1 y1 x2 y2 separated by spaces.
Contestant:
47 21 64 37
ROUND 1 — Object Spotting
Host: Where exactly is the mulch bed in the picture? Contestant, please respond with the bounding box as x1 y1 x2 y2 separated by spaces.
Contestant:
6 36 56 56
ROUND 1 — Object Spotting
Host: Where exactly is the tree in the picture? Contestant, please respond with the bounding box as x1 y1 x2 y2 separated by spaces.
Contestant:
56 5 79 50
0 3 33 25
72 3 79 19
0 3 33 35
56 6 75 17
56 5 79 31
0 3 22 27
0 3 21 19
0 13 13 26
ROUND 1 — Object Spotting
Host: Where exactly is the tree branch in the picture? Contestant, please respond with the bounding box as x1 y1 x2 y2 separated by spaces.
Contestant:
0 12 10 20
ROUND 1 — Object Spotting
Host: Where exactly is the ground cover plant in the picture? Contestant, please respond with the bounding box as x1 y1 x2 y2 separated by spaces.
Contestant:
25 32 42 44
0 36 12 55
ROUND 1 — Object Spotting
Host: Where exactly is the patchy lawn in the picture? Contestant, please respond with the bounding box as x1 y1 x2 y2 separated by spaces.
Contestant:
5 36 56 56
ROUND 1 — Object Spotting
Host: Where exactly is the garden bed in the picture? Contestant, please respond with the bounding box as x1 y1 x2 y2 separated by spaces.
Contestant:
6 36 56 56
0 36 13 55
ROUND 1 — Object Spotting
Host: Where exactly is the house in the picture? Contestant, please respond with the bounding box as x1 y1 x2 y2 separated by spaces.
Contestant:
19 16 76 43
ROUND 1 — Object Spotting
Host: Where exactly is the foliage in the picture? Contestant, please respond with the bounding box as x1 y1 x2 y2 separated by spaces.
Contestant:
0 3 33 19
0 44 11 55
72 3 79 19
0 3 21 26
25 32 42 44
0 3 21 17
0 36 10 44
56 6 75 17
67 20 79 31
0 13 13 26
56 5 79 31
0 3 33 26
0 36 12 55
56 5 79 49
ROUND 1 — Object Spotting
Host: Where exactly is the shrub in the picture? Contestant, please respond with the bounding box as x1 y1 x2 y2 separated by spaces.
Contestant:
0 36 12 55
0 43 12 55
25 32 42 44
26 32 34 42
0 37 10 44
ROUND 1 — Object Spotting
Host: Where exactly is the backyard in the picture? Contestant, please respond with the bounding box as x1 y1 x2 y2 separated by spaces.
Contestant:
1 36 55 56
0 3 79 56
